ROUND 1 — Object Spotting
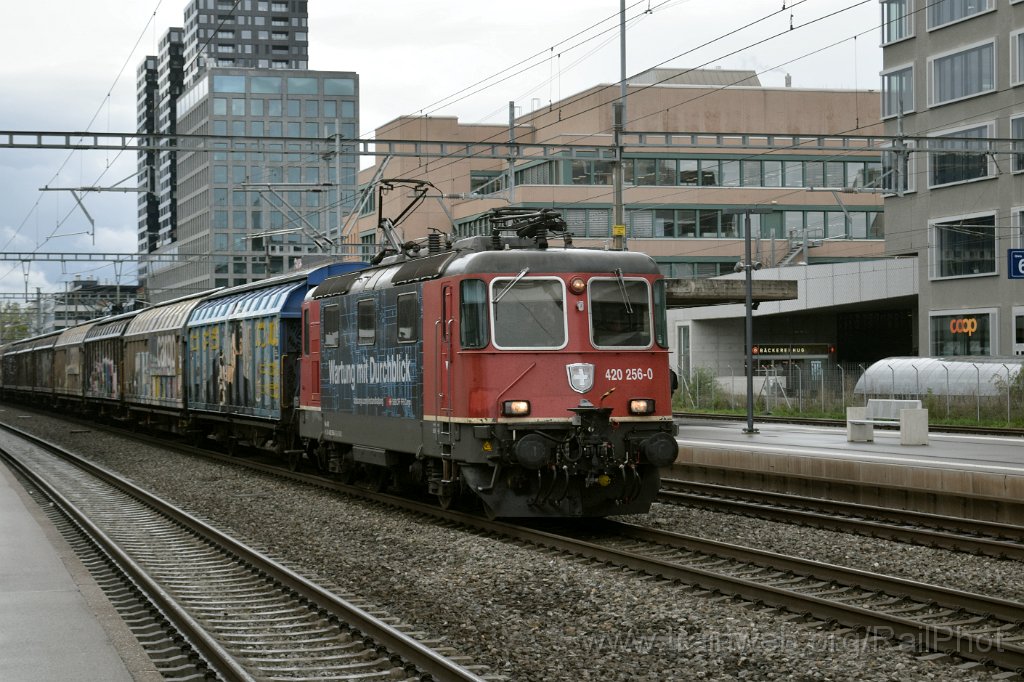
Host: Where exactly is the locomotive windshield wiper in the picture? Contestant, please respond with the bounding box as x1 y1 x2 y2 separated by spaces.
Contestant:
494 267 530 303
614 268 633 314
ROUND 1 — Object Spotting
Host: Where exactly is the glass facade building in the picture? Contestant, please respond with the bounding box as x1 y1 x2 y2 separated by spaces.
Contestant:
145 68 359 299
135 0 359 303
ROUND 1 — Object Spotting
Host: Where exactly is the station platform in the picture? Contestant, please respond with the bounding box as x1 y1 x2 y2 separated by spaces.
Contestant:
672 417 1024 520
0 462 159 682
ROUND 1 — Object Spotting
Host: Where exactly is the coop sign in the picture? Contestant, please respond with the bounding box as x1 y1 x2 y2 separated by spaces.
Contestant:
949 318 978 336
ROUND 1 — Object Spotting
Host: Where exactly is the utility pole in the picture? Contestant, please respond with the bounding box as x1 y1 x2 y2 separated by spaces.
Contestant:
508 101 517 205
611 0 628 250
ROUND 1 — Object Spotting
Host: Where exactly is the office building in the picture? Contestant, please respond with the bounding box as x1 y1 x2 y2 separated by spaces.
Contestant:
880 0 1024 356
135 0 357 303
351 70 886 277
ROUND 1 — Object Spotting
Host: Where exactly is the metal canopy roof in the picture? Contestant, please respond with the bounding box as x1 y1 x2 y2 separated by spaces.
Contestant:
854 357 1024 397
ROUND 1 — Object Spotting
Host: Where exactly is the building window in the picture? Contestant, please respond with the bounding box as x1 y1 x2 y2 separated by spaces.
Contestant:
742 160 761 186
678 159 699 185
881 0 913 44
927 0 993 30
1013 117 1024 173
881 66 914 118
930 213 996 279
783 161 803 187
563 207 611 238
324 78 355 96
881 142 914 195
469 171 504 195
929 311 993 356
570 158 613 185
1013 29 1024 86
929 41 995 106
930 124 992 187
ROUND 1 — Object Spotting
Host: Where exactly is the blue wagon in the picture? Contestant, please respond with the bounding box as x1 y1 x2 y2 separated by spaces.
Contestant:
185 262 364 453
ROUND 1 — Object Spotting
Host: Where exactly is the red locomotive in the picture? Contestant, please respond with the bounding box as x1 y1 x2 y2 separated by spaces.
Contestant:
297 190 678 517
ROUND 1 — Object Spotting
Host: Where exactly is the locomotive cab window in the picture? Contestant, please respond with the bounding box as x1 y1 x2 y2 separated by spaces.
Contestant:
490 277 566 349
590 278 652 348
322 304 340 348
357 299 375 345
460 279 489 349
396 293 418 343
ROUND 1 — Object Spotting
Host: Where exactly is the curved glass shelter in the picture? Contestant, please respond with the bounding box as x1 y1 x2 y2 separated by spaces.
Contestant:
854 357 1024 397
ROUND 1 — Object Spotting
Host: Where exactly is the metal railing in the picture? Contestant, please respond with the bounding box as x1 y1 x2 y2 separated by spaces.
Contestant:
677 363 1024 427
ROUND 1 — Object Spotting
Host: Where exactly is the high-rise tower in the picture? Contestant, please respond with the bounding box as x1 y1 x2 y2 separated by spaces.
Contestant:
136 1 358 303
181 0 309 86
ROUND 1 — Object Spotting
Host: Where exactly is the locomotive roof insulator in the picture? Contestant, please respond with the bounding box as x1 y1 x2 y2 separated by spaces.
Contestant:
486 207 573 251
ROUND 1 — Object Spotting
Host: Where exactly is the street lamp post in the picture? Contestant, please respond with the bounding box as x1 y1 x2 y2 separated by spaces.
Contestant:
725 206 775 434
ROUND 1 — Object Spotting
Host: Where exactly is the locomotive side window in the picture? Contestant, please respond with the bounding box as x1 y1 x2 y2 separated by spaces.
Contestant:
396 293 419 343
490 277 566 349
653 279 669 349
590 279 652 348
460 279 489 349
323 304 340 347
357 299 375 345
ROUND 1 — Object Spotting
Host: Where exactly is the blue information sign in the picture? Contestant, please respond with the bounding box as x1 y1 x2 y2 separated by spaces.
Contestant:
1010 249 1024 280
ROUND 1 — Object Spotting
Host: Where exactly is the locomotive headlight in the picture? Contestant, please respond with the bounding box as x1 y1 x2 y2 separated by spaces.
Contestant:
503 400 531 416
629 399 655 415
569 277 586 295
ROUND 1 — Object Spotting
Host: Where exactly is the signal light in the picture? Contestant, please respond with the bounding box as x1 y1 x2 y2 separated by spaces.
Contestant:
569 277 586 295
502 400 531 417
629 399 655 415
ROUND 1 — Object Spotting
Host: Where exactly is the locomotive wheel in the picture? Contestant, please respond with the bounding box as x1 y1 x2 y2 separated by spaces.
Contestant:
286 450 302 472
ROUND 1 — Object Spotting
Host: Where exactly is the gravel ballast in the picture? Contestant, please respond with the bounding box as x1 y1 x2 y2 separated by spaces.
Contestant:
2 408 1013 681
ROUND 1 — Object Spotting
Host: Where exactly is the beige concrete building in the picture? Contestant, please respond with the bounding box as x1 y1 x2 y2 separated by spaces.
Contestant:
348 69 887 280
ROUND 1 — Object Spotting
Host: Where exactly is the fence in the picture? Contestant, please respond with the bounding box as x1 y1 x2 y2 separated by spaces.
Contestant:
677 362 1024 427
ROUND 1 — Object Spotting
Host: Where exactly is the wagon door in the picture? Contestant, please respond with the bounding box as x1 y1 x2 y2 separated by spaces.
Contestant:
434 283 455 451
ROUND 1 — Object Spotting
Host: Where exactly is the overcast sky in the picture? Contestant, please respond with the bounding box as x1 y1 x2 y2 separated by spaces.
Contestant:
0 0 882 302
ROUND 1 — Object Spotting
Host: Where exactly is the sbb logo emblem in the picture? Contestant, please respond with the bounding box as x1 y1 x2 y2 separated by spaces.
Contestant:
949 318 978 336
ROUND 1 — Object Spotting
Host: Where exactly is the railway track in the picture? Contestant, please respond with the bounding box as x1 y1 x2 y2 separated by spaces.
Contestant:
659 478 1024 560
0 423 492 682
555 519 1024 673
6 408 1024 677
